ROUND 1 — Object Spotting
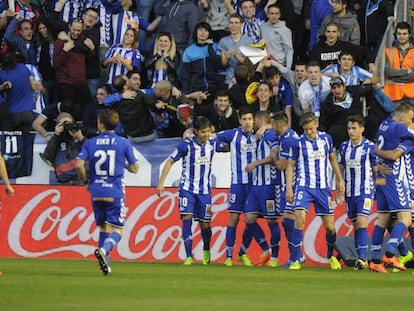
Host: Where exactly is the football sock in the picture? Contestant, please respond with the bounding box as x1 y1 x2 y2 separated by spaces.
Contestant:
99 231 110 264
290 228 303 262
102 232 121 255
182 219 193 258
247 222 269 252
386 221 407 255
201 227 212 251
397 238 408 256
282 218 294 257
356 228 368 260
371 225 385 262
225 225 236 258
268 222 281 258
326 231 336 258
238 226 252 256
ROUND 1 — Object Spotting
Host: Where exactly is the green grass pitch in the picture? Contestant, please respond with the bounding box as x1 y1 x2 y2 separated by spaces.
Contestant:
0 258 413 310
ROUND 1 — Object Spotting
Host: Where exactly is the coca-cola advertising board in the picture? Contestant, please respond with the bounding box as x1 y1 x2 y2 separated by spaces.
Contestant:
0 185 379 265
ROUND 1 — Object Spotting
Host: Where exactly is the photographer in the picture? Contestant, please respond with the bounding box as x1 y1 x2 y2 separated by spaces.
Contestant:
39 112 86 184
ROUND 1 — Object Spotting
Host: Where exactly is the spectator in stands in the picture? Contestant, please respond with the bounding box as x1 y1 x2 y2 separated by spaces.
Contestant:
145 32 179 88
35 17 58 108
322 50 378 86
250 82 284 115
102 28 144 86
153 80 189 138
308 0 333 51
318 0 360 45
182 21 222 106
357 0 394 52
260 4 293 69
0 50 36 131
12 0 41 29
204 90 239 132
52 0 87 23
219 13 253 87
238 0 263 43
310 22 375 71
39 112 86 184
263 65 293 127
111 74 164 143
160 0 199 55
228 64 251 109
384 22 414 105
4 15 36 64
298 61 331 117
319 76 387 147
199 0 229 42
53 18 93 126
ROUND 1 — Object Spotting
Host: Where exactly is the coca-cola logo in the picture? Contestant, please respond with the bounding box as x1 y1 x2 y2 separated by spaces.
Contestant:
1 186 379 264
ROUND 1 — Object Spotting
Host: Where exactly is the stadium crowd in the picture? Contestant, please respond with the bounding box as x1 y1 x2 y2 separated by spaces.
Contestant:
2 0 414 273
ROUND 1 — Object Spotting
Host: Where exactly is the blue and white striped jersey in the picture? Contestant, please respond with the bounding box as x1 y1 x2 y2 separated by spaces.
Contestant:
169 136 217 195
377 118 414 181
52 0 86 23
112 10 149 45
277 128 299 185
241 18 262 43
103 44 144 84
253 128 277 186
289 131 334 189
216 127 257 185
322 64 373 86
338 138 377 198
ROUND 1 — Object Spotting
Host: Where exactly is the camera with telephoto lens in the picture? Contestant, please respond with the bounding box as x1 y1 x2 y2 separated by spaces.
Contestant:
62 121 80 132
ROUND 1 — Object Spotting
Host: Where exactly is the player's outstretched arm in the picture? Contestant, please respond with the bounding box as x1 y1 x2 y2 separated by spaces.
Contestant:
156 159 174 197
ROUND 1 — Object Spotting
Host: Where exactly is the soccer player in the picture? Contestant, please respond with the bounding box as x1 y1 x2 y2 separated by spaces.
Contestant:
76 109 139 276
242 111 278 267
270 111 302 265
338 115 378 270
369 103 414 273
156 116 219 265
215 107 257 266
286 112 345 270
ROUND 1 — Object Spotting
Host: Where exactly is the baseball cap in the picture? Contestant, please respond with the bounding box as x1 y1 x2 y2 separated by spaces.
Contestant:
329 76 345 87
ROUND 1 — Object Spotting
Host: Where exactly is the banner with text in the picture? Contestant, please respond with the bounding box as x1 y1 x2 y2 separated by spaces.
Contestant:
0 185 380 265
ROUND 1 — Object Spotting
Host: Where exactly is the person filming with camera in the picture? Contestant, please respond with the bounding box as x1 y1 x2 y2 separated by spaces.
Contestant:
39 112 86 184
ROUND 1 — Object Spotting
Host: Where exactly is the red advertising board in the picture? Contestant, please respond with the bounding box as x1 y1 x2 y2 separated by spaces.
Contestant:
0 185 379 265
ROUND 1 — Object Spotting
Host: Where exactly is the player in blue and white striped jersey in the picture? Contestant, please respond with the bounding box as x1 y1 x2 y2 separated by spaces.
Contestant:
338 115 378 270
369 103 414 272
285 112 345 270
241 111 278 266
157 117 220 266
215 107 257 266
270 111 302 265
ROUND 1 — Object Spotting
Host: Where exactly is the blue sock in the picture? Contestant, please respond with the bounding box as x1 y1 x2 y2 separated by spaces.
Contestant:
386 221 407 255
182 219 193 258
238 226 252 256
397 238 408 256
371 225 385 261
102 232 121 255
247 222 269 252
268 222 281 258
354 229 359 251
225 225 236 258
290 228 303 262
409 227 414 250
356 228 368 260
201 227 212 251
326 231 336 258
283 218 295 258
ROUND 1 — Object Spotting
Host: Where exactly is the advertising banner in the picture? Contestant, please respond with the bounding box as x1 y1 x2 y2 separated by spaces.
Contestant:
0 185 379 265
